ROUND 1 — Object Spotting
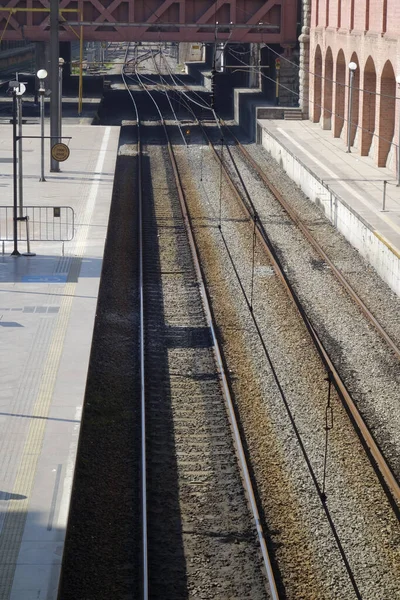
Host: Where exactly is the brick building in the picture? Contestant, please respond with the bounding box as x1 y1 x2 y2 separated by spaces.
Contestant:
307 0 400 172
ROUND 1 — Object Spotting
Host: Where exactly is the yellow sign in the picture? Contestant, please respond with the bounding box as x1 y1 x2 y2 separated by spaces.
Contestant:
51 143 70 162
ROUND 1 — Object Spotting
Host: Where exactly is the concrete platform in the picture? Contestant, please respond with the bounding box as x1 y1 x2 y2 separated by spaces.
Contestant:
257 119 400 296
0 122 119 598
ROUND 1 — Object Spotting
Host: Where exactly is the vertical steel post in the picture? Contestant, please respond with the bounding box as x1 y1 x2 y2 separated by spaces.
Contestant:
11 90 20 256
382 180 387 211
17 94 23 218
50 0 60 172
58 57 64 140
39 87 46 181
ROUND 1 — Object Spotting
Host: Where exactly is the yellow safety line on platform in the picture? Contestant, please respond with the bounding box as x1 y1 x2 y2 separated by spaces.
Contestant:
0 127 111 597
373 230 400 260
0 263 80 598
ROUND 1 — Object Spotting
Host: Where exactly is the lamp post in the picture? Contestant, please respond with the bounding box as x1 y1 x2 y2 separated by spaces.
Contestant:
347 61 357 153
16 82 25 218
58 57 64 141
37 69 48 182
396 74 400 186
8 81 25 256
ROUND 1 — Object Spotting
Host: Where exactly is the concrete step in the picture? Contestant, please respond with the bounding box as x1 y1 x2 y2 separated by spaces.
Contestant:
284 109 303 120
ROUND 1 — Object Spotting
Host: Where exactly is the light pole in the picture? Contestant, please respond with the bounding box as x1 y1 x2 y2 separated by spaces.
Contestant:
347 61 357 153
58 57 64 141
8 81 25 256
37 69 48 182
16 82 26 218
396 74 400 186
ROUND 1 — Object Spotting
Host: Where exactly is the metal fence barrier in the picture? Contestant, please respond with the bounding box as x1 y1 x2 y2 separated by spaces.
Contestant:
0 206 75 241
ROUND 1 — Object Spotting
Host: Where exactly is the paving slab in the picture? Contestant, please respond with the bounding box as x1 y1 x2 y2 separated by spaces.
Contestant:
0 122 120 599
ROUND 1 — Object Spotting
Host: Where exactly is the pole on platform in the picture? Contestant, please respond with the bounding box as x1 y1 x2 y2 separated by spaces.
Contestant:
347 62 357 153
10 85 20 256
50 0 60 172
17 93 23 218
382 180 387 211
37 69 48 182
58 57 64 140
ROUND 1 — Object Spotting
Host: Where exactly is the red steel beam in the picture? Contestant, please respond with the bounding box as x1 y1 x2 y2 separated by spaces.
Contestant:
0 0 298 44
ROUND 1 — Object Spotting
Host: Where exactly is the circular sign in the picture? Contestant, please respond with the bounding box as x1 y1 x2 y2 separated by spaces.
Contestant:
51 143 70 162
15 82 26 96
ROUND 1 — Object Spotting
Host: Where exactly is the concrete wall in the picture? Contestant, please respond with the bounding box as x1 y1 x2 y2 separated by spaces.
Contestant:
258 122 400 296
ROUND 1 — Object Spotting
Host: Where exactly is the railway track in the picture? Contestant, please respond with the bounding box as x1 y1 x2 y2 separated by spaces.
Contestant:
123 44 279 599
156 48 400 508
150 47 400 599
60 42 400 600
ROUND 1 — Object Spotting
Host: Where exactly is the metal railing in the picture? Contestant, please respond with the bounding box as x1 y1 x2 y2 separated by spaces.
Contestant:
0 206 74 242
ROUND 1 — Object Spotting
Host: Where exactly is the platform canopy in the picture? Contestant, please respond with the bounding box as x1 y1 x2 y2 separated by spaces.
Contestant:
0 0 298 44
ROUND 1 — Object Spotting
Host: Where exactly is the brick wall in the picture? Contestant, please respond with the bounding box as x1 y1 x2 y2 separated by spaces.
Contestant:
309 0 400 172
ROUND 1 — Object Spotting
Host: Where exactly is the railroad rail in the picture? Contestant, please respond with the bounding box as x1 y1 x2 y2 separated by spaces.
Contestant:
122 43 280 600
204 122 400 509
119 43 400 599
122 43 149 600
154 48 400 511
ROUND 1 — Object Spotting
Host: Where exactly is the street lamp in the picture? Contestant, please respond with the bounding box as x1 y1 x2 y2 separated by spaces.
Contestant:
396 74 400 186
347 61 358 153
37 69 48 182
16 80 26 218
58 57 65 141
8 81 25 256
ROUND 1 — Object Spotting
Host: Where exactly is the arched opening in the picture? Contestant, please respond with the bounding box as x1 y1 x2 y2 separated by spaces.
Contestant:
323 48 333 130
377 61 396 167
312 45 322 123
348 53 360 149
333 50 345 137
361 57 376 157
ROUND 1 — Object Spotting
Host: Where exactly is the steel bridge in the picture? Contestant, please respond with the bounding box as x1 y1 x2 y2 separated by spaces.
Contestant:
0 0 298 44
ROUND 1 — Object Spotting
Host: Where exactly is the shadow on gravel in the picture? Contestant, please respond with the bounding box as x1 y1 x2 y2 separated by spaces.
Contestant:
141 149 189 599
58 150 141 600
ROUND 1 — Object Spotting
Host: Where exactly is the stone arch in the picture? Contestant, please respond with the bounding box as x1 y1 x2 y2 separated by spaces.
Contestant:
377 60 396 167
323 47 333 129
312 45 322 123
360 56 376 157
333 49 346 137
348 52 360 149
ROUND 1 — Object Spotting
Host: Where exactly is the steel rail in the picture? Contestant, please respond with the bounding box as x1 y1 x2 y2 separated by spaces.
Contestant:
136 54 281 600
122 44 148 600
200 124 400 508
154 54 400 505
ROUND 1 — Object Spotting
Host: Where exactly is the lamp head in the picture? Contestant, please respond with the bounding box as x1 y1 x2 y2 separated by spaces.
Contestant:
348 61 357 71
37 69 48 80
59 57 65 67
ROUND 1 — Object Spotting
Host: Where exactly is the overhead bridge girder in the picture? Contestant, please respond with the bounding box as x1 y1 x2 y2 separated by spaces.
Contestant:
0 0 297 44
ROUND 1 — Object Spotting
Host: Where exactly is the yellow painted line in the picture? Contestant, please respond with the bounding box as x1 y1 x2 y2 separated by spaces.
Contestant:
0 127 112 598
0 277 77 598
373 230 400 260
